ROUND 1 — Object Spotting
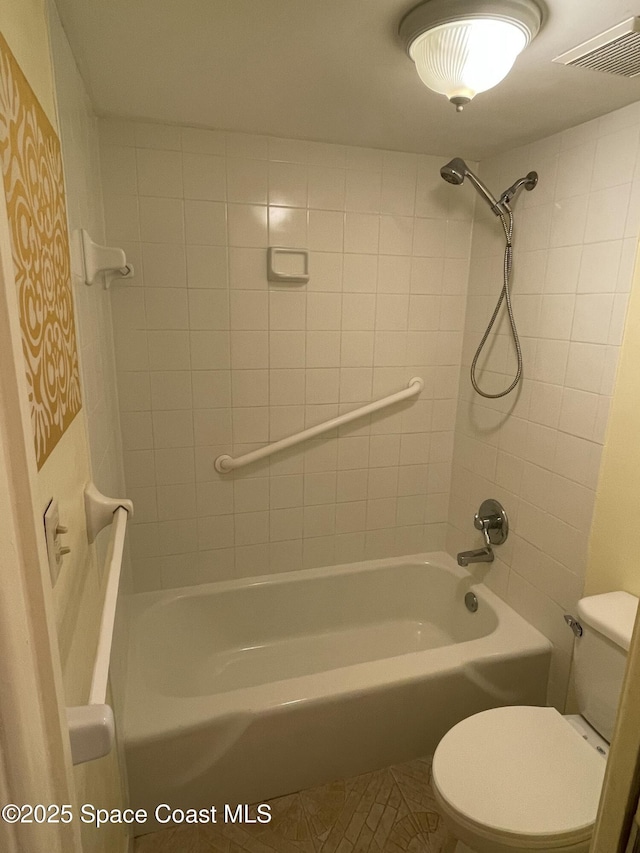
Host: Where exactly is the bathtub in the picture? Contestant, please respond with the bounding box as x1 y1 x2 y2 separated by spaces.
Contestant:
123 551 550 834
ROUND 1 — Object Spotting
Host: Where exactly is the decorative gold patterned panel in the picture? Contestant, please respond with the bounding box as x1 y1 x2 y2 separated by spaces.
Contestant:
0 31 81 469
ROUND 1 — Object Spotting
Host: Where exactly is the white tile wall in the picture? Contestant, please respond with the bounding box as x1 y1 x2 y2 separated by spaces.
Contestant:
100 120 473 592
447 101 640 710
98 103 640 708
50 11 125 533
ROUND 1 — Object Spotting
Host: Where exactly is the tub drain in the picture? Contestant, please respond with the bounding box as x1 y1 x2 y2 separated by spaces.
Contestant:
465 592 478 613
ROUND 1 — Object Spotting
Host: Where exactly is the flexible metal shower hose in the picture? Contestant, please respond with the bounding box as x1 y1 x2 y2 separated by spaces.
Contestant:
470 205 523 398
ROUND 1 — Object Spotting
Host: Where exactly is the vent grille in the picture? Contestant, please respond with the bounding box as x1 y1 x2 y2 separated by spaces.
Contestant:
568 32 640 77
554 17 640 78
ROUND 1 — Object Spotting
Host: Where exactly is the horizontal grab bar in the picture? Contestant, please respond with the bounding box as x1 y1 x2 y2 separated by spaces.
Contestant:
214 377 424 474
67 485 133 765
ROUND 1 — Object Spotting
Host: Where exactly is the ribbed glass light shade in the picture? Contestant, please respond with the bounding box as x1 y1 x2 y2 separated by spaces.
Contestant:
409 18 528 103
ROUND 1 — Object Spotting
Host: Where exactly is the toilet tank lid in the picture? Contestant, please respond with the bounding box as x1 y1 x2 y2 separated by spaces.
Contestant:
577 591 639 651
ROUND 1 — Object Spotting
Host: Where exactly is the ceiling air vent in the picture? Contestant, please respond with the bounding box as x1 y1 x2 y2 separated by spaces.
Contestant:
553 17 640 77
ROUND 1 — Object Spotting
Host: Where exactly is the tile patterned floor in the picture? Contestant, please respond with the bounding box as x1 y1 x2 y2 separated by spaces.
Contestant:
134 757 455 853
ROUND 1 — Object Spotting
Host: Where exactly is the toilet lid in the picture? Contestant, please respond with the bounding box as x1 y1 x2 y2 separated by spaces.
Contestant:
432 706 606 842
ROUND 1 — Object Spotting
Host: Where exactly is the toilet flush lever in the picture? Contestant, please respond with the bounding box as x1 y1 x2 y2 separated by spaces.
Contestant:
564 614 583 637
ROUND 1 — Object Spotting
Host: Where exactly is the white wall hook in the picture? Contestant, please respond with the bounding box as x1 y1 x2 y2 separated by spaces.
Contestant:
79 229 134 289
84 481 134 544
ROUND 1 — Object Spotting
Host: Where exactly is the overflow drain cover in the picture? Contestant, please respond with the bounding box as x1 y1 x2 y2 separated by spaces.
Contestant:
465 592 478 613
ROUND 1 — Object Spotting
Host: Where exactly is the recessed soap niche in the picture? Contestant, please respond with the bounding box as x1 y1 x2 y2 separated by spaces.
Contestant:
267 247 309 284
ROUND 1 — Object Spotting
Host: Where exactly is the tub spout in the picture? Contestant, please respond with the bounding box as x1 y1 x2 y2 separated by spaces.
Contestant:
457 546 494 567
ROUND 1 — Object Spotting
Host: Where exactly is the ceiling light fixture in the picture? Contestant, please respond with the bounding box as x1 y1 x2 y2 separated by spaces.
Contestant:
399 0 542 111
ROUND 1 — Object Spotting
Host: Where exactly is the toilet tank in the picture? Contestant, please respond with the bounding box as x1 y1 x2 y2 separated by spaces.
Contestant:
574 591 638 742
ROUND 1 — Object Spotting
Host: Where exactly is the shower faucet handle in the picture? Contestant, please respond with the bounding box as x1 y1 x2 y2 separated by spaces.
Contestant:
473 499 509 546
474 514 492 547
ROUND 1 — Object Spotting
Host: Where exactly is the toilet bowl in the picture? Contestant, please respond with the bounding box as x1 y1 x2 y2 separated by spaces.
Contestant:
432 706 606 852
430 591 639 853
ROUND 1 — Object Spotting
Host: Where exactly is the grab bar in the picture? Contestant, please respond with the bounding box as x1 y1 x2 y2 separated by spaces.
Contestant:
66 483 133 765
215 376 424 473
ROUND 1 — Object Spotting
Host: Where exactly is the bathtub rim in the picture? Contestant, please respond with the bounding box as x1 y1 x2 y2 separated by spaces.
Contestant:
127 549 501 607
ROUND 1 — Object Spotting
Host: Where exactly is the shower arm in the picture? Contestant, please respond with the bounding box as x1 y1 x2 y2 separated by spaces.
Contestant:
498 171 539 207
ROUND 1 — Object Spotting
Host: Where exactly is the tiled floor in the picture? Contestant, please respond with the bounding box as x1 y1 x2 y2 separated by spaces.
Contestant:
134 756 456 852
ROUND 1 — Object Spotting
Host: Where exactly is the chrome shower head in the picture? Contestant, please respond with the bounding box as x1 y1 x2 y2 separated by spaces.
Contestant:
440 157 503 216
440 157 467 185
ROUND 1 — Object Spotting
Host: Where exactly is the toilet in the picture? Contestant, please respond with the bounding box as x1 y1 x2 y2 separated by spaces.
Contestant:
431 591 639 853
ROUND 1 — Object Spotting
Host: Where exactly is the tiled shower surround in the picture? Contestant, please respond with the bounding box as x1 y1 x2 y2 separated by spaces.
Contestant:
447 105 640 708
100 119 472 591
101 103 640 705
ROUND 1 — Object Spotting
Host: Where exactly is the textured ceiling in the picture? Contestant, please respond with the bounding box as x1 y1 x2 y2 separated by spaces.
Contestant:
54 0 640 159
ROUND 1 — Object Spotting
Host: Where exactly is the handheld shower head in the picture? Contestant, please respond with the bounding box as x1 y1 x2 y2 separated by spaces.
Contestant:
438 158 538 400
440 158 467 185
440 157 503 216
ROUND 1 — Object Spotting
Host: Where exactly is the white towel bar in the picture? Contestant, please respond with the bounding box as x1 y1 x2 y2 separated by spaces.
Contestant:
214 376 424 474
67 484 133 765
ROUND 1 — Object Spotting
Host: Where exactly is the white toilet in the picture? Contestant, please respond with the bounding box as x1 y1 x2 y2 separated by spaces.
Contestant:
431 591 638 853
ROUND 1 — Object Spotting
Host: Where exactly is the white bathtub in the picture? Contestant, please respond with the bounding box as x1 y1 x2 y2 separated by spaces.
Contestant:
123 551 550 834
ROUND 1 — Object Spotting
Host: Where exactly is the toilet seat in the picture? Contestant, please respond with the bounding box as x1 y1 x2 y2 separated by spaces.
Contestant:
432 706 607 849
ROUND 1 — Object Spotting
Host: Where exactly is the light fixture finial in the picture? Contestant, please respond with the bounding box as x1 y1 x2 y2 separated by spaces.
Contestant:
451 96 470 112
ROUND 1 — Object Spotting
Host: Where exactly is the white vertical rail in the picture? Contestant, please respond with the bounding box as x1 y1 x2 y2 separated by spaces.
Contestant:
215 377 424 473
67 486 133 765
89 506 129 705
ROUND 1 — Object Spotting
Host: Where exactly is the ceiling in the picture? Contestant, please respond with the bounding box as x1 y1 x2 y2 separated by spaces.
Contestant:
54 0 640 160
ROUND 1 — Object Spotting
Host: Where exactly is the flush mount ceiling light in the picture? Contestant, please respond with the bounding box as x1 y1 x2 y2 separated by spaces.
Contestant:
399 0 542 111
